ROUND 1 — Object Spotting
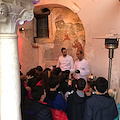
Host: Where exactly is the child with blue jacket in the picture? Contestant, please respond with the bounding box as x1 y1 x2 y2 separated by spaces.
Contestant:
45 75 67 111
45 75 68 120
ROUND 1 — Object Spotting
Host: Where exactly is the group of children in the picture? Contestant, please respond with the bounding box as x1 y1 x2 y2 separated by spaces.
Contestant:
20 66 120 120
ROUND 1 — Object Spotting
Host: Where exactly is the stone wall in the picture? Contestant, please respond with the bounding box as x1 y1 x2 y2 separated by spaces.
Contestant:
18 21 39 74
35 7 85 69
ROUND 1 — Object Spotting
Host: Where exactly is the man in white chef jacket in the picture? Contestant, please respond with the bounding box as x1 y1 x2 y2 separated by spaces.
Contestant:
56 47 74 74
74 50 90 81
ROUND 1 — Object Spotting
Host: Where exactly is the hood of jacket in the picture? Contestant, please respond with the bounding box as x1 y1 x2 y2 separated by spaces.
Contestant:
71 92 87 104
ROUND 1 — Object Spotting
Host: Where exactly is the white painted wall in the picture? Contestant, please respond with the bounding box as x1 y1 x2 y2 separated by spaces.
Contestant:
76 0 120 88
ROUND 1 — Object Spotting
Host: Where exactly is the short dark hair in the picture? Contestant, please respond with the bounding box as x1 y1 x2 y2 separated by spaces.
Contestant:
61 47 66 52
77 78 86 90
95 77 108 93
44 68 51 72
59 70 70 83
26 68 36 76
31 86 44 101
72 79 78 91
49 75 60 88
52 67 61 76
89 80 96 91
36 66 43 72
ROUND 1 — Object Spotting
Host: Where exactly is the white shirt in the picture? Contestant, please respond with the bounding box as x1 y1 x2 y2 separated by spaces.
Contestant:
74 59 90 81
57 55 74 73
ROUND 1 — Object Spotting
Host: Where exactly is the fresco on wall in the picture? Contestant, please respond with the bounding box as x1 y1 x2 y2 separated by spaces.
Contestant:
43 7 85 68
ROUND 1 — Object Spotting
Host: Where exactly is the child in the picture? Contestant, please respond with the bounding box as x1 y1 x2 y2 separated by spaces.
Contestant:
26 68 37 88
84 74 96 96
65 79 77 100
23 86 53 120
67 78 88 120
58 70 71 95
83 77 118 120
20 75 31 98
108 89 120 120
45 75 68 120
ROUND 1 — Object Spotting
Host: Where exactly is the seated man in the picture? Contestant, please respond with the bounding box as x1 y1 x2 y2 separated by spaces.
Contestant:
83 77 118 120
23 86 53 120
67 78 88 120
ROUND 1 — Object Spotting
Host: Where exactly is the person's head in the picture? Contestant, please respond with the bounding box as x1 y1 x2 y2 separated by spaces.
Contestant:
20 75 28 84
89 80 96 92
95 77 108 93
35 66 43 78
77 78 86 91
42 70 51 90
35 66 43 73
31 86 46 101
26 68 36 77
49 75 60 89
52 65 56 70
108 89 118 102
52 67 62 76
60 70 70 83
76 50 84 61
72 79 78 91
61 47 67 57
43 68 51 72
87 74 97 91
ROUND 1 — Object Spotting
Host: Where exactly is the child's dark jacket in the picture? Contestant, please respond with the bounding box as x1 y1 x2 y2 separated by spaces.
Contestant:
67 91 88 120
83 93 118 120
23 98 53 120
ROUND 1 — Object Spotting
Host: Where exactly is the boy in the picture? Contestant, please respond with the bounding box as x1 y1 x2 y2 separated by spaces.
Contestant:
67 78 87 120
23 86 53 120
45 75 68 120
83 77 118 120
45 75 67 111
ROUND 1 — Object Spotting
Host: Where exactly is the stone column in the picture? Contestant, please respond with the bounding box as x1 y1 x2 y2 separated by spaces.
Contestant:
0 0 39 119
0 34 21 120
